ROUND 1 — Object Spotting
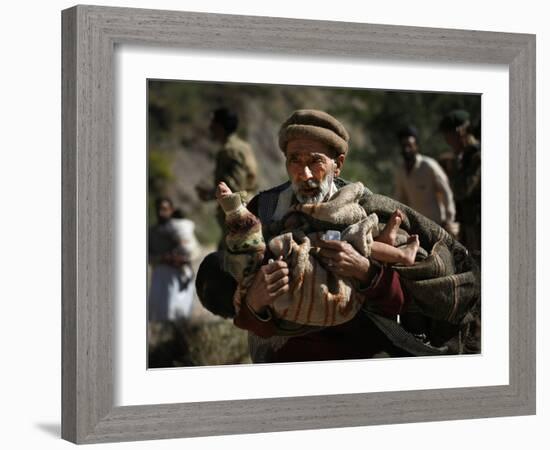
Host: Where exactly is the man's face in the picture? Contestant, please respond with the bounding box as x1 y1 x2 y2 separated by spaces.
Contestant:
443 129 465 153
285 138 342 204
400 135 418 162
156 200 174 223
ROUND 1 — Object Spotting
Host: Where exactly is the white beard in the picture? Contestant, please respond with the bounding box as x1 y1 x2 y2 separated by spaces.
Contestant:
292 168 334 204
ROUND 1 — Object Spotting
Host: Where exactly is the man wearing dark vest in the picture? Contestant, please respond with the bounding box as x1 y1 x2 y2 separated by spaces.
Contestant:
438 110 481 261
438 109 482 354
196 110 480 362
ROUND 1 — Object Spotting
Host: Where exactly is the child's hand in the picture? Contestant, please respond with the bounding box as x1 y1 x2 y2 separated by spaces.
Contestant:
215 182 232 201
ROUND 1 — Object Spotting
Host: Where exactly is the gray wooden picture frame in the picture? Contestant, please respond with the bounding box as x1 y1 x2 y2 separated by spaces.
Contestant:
61 4 536 444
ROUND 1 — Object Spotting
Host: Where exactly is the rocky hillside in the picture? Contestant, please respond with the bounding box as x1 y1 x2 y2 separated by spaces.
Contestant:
148 80 481 245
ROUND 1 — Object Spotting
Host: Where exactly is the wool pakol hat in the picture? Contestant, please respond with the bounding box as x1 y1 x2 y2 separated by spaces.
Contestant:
439 109 470 132
278 109 350 155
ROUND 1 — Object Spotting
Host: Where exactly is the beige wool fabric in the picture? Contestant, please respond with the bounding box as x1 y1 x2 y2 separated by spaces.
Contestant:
267 182 381 327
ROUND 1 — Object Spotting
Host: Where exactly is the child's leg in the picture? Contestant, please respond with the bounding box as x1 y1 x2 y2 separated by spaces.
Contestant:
371 235 420 266
377 209 405 246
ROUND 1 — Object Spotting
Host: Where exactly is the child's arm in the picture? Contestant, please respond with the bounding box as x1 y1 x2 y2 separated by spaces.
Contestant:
216 182 266 281
215 181 233 202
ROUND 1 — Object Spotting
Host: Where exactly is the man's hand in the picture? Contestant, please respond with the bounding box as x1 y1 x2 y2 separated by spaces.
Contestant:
317 239 372 283
245 258 290 314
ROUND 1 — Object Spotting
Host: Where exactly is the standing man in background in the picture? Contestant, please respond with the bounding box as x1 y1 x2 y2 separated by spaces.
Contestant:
438 110 481 355
438 110 481 260
195 107 258 247
393 125 457 234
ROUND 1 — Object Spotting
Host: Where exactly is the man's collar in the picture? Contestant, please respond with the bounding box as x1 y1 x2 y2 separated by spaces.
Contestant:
405 153 422 171
327 180 338 198
221 133 238 147
272 185 294 220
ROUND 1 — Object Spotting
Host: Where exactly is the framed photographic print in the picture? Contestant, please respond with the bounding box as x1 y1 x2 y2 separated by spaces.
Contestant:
62 4 535 444
144 79 482 370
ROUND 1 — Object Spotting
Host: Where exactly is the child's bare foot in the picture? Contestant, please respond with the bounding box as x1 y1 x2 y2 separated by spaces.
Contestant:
378 209 404 245
215 181 232 201
400 234 420 266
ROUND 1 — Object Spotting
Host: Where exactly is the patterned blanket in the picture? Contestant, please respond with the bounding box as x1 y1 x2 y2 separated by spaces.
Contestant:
223 182 383 327
248 178 481 357
359 191 480 326
267 182 380 326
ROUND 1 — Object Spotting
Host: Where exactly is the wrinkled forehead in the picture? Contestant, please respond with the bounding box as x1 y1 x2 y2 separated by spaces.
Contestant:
285 138 333 160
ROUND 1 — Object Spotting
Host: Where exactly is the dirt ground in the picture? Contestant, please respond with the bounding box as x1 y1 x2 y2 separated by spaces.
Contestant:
148 243 252 368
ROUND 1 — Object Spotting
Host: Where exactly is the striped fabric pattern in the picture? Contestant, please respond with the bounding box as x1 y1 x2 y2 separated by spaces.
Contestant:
224 182 380 326
267 182 380 326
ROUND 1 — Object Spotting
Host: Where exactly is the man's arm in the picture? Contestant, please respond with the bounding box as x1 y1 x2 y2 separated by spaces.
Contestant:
299 239 407 316
316 239 374 284
233 259 290 338
243 259 290 314
430 160 456 224
453 152 481 201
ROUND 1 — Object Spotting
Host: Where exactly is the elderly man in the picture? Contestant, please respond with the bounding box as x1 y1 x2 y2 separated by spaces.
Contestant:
394 125 457 234
197 110 480 362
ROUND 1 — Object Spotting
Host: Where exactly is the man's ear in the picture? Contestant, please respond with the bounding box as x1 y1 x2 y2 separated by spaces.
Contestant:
334 154 345 176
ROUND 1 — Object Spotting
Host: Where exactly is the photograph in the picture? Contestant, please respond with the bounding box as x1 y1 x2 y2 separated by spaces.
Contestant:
146 79 482 368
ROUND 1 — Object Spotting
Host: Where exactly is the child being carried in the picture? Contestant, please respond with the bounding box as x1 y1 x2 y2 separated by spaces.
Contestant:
216 181 420 327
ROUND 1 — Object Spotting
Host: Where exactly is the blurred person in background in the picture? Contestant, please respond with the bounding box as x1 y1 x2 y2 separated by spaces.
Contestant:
393 125 457 236
170 207 200 300
195 107 259 247
148 197 197 367
148 197 195 320
438 110 481 260
439 110 481 355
